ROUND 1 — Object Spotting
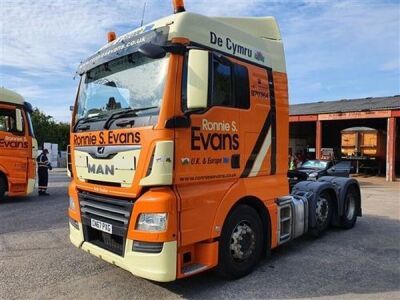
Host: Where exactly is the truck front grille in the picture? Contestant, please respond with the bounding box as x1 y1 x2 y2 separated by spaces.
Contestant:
78 191 133 256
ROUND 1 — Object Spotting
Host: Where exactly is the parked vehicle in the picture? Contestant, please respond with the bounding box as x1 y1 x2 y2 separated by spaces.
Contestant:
288 159 352 190
68 0 362 282
0 88 37 199
341 127 386 174
341 127 386 159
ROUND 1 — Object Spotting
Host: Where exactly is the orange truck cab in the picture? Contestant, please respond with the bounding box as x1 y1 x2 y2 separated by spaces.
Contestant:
0 88 37 199
68 1 362 282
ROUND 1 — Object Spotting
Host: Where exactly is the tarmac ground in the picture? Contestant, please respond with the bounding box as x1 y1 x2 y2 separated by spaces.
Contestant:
0 172 399 299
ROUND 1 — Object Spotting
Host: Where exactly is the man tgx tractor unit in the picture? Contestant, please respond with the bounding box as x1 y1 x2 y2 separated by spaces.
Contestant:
0 87 37 200
68 0 361 282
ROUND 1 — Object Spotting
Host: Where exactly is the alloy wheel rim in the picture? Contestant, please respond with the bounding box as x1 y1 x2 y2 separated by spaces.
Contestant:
230 221 256 262
316 196 329 225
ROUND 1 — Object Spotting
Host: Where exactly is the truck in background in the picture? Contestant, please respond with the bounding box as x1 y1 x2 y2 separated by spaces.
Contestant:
68 0 362 282
341 127 386 159
341 126 386 174
0 87 37 199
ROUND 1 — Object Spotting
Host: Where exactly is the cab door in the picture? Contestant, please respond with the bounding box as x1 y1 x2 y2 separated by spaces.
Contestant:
174 52 251 246
0 104 30 193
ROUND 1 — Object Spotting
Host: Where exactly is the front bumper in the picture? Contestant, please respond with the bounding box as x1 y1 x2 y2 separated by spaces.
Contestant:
69 222 177 282
26 178 35 195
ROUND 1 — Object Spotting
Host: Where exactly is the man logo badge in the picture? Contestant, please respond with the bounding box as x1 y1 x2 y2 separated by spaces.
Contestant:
97 147 105 155
88 163 115 175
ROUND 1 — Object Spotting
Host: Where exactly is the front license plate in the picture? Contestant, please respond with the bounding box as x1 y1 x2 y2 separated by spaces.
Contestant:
91 218 112 234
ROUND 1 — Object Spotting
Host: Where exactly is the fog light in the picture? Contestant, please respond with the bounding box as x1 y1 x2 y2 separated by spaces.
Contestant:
132 241 163 253
69 218 79 230
136 213 167 232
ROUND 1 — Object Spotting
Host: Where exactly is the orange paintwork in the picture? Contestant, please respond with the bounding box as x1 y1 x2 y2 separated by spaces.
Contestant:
0 102 36 197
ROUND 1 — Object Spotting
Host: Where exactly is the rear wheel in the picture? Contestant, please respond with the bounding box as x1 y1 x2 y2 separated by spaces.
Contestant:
0 176 6 200
217 205 264 279
310 191 333 237
340 186 358 229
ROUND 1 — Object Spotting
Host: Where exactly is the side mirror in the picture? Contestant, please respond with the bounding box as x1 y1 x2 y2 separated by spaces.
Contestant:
138 43 166 59
187 49 209 110
24 102 33 113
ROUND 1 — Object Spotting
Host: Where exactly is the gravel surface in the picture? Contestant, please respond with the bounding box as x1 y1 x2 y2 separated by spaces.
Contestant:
0 173 399 299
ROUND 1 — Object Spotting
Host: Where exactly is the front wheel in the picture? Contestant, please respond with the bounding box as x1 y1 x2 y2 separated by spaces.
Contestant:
0 176 6 200
217 205 264 279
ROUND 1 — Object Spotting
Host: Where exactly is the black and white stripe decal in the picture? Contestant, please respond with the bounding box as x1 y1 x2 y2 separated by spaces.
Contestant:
241 69 276 177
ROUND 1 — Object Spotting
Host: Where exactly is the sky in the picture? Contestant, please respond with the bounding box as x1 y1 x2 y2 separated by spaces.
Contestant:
0 0 399 122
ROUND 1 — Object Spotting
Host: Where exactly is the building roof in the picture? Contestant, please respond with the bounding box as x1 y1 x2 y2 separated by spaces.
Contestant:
290 95 400 116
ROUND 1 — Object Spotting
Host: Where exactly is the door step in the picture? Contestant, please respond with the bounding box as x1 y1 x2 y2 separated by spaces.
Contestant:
182 263 208 276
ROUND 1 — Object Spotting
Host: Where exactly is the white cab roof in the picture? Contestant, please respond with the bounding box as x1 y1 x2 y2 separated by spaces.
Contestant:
0 87 25 105
93 12 286 73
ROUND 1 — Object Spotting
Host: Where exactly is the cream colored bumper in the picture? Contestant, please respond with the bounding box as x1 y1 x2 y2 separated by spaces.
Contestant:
26 178 35 195
69 222 177 282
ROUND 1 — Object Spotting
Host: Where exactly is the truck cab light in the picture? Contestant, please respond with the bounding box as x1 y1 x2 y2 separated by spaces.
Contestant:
107 31 117 43
69 197 76 211
173 0 185 13
136 213 167 232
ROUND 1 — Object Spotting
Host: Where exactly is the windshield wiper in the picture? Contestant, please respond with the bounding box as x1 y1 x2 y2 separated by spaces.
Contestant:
104 106 158 129
73 115 107 131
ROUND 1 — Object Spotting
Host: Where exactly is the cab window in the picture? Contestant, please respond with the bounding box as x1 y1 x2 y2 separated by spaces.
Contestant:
211 55 250 109
211 56 232 107
181 53 250 112
0 108 24 134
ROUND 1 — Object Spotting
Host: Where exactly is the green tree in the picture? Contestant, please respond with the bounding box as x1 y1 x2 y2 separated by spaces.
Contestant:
31 108 70 151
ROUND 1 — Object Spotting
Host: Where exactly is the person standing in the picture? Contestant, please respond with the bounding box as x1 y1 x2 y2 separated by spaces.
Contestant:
37 149 51 196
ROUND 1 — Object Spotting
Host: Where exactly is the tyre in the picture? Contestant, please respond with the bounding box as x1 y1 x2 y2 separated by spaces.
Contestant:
310 191 333 237
0 176 6 200
340 186 358 229
217 204 264 279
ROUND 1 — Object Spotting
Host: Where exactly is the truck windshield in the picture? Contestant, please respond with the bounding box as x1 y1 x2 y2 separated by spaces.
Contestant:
301 160 329 169
75 52 169 123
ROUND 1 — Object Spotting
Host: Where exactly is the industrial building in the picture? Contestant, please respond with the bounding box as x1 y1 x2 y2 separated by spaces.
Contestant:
289 95 400 181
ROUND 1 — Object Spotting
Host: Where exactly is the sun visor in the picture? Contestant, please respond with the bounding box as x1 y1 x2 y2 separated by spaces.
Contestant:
77 26 170 75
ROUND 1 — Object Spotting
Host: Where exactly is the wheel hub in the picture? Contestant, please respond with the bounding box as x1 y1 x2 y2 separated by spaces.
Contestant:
230 222 256 261
316 196 329 225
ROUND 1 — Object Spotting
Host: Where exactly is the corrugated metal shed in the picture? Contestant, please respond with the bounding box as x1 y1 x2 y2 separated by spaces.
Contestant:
290 95 400 116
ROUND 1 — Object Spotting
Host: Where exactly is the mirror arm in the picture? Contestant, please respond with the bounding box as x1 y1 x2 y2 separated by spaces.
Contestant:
162 43 186 55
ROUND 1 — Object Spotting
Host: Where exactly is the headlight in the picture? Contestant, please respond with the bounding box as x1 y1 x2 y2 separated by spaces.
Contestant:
69 197 76 210
136 213 167 232
308 172 318 179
